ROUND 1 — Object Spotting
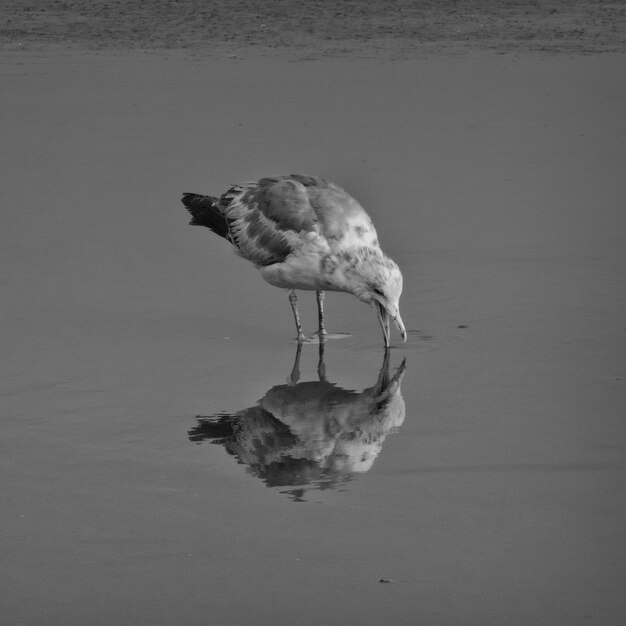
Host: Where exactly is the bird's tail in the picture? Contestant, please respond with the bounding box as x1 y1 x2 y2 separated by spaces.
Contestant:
182 193 231 241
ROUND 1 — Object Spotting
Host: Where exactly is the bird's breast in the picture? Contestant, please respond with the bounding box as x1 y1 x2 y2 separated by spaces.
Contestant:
259 248 364 296
260 252 334 291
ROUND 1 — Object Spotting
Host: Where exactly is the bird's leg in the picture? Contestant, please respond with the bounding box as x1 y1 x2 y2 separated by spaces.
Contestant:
289 340 303 386
316 290 327 338
288 290 306 342
317 337 327 382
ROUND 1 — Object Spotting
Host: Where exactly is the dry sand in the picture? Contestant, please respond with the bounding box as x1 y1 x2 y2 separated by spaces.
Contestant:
1 3 626 625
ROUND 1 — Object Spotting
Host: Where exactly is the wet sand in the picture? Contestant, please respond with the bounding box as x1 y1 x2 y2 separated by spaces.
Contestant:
2 31 626 626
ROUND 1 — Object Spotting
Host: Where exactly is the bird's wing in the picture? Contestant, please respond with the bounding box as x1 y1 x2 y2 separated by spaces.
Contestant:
223 175 378 266
221 177 315 266
300 176 379 248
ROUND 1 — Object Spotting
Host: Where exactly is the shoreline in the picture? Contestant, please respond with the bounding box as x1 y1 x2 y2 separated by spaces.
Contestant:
2 0 625 59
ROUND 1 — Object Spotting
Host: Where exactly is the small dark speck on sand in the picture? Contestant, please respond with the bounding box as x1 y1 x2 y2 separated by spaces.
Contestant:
457 324 468 328
378 578 393 583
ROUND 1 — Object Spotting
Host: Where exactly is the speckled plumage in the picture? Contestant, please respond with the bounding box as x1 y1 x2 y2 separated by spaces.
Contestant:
182 174 406 346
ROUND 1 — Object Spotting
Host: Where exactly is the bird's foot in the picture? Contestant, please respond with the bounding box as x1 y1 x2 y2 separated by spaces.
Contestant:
315 331 352 341
295 334 316 344
314 329 327 343
295 332 351 344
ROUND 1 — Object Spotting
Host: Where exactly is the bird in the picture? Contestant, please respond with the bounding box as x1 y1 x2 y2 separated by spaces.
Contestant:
181 174 406 347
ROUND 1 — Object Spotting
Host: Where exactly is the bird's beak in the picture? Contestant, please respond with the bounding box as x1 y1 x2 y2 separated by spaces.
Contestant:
394 312 407 343
375 302 406 347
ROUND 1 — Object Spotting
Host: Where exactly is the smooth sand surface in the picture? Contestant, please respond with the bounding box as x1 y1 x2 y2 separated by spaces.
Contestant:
1 47 625 624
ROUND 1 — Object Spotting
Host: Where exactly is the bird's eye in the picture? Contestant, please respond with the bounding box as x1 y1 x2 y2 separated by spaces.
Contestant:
372 287 384 298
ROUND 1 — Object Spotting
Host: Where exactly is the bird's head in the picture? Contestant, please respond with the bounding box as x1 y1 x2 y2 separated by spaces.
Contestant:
348 250 406 348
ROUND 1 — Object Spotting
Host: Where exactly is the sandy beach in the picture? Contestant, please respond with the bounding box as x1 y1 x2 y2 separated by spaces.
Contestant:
1 2 626 624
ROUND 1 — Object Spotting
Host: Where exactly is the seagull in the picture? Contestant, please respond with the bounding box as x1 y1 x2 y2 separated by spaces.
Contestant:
182 174 406 347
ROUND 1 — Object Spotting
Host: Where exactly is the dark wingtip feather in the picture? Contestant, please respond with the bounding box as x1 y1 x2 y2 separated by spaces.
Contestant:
181 193 230 240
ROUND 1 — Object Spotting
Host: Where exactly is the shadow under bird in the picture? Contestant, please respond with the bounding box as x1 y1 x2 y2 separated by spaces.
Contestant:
182 174 406 347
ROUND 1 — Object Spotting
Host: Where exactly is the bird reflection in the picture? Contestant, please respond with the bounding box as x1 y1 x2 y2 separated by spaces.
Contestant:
189 344 407 501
